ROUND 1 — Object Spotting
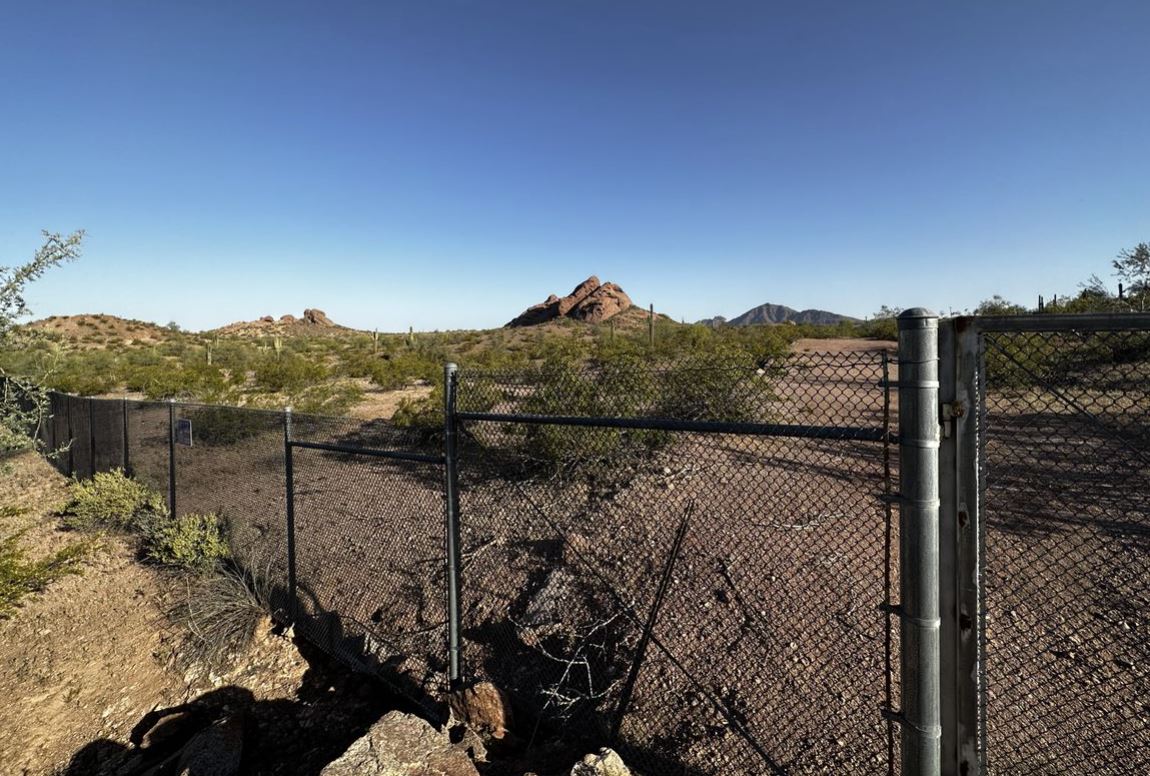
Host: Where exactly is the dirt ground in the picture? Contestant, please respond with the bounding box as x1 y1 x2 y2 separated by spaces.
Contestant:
0 453 179 773
0 452 397 776
346 382 433 421
790 337 895 354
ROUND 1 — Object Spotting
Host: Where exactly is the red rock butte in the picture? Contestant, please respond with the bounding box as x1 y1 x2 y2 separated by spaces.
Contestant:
506 276 633 327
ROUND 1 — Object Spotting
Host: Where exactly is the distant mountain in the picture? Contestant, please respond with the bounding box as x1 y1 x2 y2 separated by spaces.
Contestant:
699 303 857 327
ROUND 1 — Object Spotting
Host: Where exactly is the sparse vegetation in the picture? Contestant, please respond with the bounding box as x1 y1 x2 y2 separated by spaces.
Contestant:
0 230 85 457
60 469 230 570
60 468 167 532
172 555 277 665
0 531 87 618
143 512 229 571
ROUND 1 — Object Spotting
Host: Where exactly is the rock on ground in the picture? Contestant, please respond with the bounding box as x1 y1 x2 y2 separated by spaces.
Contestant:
174 715 244 776
571 748 632 776
447 681 514 741
320 711 480 776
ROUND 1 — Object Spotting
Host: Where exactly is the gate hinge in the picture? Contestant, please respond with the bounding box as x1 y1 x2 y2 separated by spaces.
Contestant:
940 401 965 438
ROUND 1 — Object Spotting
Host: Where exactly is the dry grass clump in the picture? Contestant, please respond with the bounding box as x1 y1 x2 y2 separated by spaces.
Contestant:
171 554 278 666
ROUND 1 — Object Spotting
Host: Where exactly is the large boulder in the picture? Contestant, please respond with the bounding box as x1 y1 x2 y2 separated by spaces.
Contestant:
302 308 334 326
556 275 601 316
570 282 632 323
320 711 480 776
506 276 632 327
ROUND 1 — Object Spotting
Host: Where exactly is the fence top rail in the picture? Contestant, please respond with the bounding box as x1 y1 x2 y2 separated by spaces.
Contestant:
43 391 358 424
456 410 889 441
953 312 1150 334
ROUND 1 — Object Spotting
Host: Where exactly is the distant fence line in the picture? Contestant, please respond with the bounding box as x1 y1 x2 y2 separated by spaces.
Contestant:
20 310 1150 776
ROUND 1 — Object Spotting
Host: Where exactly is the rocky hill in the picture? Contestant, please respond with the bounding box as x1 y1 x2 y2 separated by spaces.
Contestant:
26 314 177 347
212 308 352 337
507 276 633 327
700 302 857 327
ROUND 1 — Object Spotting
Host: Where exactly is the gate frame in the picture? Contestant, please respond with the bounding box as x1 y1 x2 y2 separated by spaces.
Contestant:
938 311 1150 776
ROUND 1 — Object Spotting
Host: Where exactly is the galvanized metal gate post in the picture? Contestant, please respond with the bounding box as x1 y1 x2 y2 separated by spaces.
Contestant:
938 318 984 776
897 309 942 776
443 362 464 690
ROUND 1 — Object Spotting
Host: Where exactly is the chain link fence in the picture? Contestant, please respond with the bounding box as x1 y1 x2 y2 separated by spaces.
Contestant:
977 325 1150 774
15 316 1150 775
13 341 937 775
454 350 897 774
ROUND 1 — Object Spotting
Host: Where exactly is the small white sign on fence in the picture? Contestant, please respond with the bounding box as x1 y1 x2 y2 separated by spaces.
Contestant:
175 418 193 447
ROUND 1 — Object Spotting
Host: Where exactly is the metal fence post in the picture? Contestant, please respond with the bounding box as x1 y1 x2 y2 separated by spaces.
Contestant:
167 399 177 519
66 396 75 478
443 362 464 690
283 407 298 624
898 308 942 776
122 398 131 476
88 398 97 477
48 392 57 457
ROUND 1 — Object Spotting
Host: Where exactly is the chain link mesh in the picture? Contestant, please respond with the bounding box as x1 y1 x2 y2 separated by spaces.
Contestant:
39 349 898 773
980 328 1150 774
456 351 897 774
126 401 171 498
288 413 448 713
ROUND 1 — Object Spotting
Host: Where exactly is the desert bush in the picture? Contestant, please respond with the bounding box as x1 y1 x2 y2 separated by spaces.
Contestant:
654 345 764 422
126 362 229 401
368 350 440 390
143 512 229 571
1 230 84 454
392 384 445 435
289 380 364 415
0 530 88 617
186 405 277 446
515 355 667 473
253 352 326 393
172 561 275 665
60 468 167 531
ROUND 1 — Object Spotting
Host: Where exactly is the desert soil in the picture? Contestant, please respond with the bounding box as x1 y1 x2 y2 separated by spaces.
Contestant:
0 451 394 776
0 452 184 773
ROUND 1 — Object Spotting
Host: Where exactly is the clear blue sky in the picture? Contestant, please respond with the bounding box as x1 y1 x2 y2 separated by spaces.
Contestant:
2 1 1147 331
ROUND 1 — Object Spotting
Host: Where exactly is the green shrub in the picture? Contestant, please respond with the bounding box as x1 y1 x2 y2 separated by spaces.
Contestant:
187 406 275 446
253 353 326 393
144 513 229 571
290 380 364 415
653 345 764 422
61 469 167 531
0 531 87 617
392 385 445 434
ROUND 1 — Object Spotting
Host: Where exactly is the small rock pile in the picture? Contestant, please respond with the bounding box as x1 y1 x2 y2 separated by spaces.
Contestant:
320 681 635 776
